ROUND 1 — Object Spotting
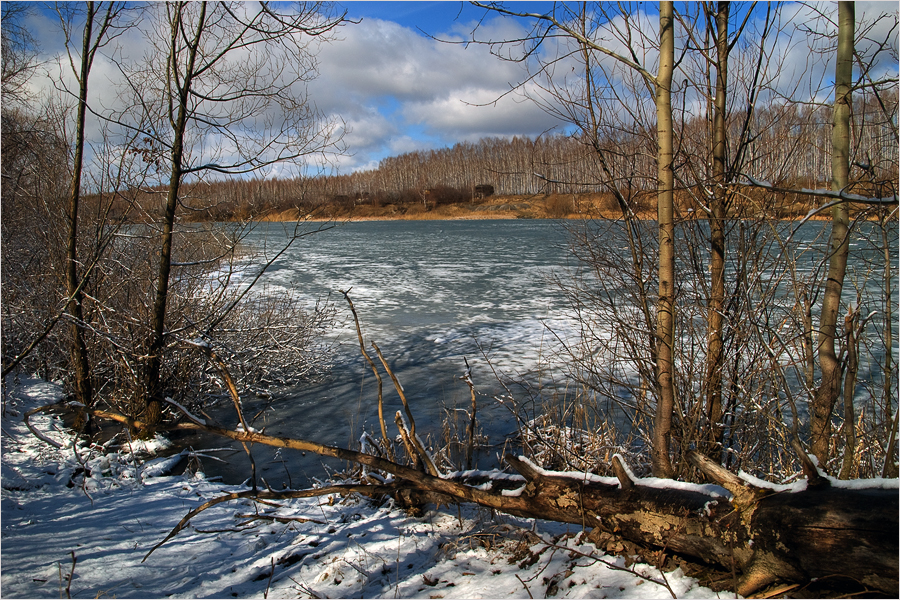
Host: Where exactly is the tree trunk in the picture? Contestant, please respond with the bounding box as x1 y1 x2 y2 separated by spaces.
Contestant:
811 0 854 466
880 213 897 477
143 2 205 427
839 306 860 479
704 1 729 457
66 2 99 431
653 0 677 479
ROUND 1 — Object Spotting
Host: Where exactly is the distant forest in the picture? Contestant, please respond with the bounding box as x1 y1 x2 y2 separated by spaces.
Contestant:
119 92 898 222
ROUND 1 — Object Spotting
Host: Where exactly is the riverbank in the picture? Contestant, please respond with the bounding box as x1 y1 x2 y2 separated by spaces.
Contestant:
254 191 841 223
1 376 720 599
258 193 616 222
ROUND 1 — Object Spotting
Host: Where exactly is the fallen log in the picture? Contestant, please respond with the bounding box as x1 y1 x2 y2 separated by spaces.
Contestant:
495 452 898 597
71 401 898 596
30 304 897 597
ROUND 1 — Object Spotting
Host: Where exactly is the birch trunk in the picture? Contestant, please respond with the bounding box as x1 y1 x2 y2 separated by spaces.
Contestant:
811 1 854 465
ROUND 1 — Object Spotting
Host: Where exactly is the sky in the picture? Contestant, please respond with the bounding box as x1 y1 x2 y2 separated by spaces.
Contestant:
266 0 899 176
308 1 564 173
12 1 900 180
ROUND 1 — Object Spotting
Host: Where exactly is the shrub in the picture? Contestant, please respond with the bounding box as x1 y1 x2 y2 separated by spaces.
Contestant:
545 194 575 218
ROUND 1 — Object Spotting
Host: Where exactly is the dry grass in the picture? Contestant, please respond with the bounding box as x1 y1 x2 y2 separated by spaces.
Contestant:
247 189 851 223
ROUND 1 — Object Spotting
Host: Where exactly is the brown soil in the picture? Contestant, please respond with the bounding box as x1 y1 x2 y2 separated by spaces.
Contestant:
260 193 654 222
257 191 837 223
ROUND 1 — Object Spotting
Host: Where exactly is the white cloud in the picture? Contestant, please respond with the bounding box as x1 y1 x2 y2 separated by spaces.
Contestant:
402 85 561 139
17 3 896 180
308 15 567 171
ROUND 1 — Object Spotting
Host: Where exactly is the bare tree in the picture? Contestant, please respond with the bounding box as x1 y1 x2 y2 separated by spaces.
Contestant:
701 1 730 455
810 1 854 466
56 2 127 428
469 0 681 477
1 2 40 106
652 1 677 478
104 2 346 425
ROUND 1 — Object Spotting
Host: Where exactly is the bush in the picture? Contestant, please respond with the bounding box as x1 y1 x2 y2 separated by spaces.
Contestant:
428 185 469 206
545 194 575 218
474 184 495 200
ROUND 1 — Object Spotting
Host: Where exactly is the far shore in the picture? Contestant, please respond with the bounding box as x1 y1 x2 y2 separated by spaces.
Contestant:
251 192 837 223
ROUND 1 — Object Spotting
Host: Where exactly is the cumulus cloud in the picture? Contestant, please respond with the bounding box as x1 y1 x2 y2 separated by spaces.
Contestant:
16 2 897 178
308 15 568 171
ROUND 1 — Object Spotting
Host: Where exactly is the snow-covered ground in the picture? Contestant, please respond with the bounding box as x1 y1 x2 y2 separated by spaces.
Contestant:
2 377 727 599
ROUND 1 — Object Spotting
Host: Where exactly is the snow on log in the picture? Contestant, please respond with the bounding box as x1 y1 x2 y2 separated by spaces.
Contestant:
468 452 899 596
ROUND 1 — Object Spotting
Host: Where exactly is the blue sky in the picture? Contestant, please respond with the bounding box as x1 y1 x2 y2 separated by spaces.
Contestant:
338 1 489 31
17 2 899 180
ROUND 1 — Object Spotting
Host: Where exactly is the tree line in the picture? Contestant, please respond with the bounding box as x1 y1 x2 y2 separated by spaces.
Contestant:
107 92 897 222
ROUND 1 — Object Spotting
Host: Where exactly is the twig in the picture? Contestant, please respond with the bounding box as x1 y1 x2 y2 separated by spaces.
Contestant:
340 289 393 461
235 513 325 525
288 575 322 599
242 440 258 492
264 557 274 599
461 357 478 471
66 551 76 599
184 339 249 433
23 403 65 448
515 574 534 599
394 412 422 471
372 341 439 476
69 419 94 506
185 339 258 490
538 537 677 598
143 484 406 562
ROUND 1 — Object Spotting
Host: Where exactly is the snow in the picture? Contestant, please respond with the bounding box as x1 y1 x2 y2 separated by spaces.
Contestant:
501 485 527 497
738 468 898 492
827 476 900 490
163 397 207 425
516 456 730 499
3 377 729 599
738 471 807 493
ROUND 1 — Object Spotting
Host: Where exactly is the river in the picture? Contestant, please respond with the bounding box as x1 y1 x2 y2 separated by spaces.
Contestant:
171 219 578 487
168 218 897 488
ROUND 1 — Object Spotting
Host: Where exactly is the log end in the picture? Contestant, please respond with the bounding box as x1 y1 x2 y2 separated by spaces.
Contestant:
790 437 829 488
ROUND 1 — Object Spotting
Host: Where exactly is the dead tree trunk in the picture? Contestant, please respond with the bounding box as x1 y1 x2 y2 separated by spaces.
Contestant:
73 403 898 597
498 453 898 597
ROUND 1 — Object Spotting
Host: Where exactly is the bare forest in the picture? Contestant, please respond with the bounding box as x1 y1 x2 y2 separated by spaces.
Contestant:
96 104 898 222
2 2 898 597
